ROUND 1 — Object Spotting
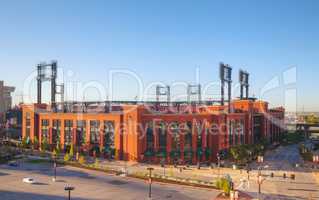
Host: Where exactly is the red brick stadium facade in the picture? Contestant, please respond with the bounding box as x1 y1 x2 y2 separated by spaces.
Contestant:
22 99 284 164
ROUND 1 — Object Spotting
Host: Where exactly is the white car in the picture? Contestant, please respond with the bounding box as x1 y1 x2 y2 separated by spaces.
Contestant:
22 177 35 184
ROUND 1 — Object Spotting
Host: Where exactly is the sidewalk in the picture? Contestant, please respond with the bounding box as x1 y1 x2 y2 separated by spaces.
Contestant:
214 191 253 200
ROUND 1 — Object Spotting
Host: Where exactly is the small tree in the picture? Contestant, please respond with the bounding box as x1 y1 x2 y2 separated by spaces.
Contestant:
78 155 86 165
230 146 241 164
55 142 61 155
21 137 30 149
69 144 74 158
41 137 50 152
94 158 100 168
52 148 59 159
216 178 231 196
230 145 249 164
64 153 71 162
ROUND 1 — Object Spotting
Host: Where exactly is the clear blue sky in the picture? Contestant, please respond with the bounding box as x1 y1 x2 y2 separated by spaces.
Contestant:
0 0 318 111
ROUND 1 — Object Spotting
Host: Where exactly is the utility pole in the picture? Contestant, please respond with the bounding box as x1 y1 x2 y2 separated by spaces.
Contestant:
217 153 221 178
52 156 57 182
147 167 154 199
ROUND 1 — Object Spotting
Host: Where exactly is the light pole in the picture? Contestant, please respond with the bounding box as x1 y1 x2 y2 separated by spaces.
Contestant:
64 186 75 200
217 153 221 178
147 167 154 199
161 159 166 177
257 165 267 197
257 173 265 195
246 167 250 181
53 159 57 182
52 154 57 182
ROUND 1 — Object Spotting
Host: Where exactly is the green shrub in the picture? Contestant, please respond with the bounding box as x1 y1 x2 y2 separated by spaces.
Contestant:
41 137 50 152
69 144 74 157
52 148 58 158
216 178 231 195
94 158 100 168
21 137 30 148
55 142 61 155
64 153 71 162
78 155 86 165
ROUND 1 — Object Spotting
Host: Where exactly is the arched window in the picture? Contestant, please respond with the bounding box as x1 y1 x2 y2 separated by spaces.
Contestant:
103 121 114 147
146 122 154 150
76 120 86 146
90 120 100 145
158 122 167 152
239 120 244 144
234 120 239 145
41 119 49 140
103 121 115 158
184 122 192 150
229 120 235 146
64 120 73 145
196 121 203 149
184 122 193 163
52 120 61 145
170 122 180 152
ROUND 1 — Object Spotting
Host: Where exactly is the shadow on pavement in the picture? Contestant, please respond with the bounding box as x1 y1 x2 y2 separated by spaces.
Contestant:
0 172 10 176
247 191 317 200
0 190 94 200
32 182 49 186
287 188 319 192
0 162 94 180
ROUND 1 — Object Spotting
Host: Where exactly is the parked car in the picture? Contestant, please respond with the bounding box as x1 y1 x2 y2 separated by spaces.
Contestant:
22 177 35 184
8 161 18 167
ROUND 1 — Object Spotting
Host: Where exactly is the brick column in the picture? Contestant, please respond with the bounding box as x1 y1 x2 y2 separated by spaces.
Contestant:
72 120 76 146
166 124 172 163
202 125 206 162
86 120 90 145
60 120 65 149
154 122 160 163
180 128 185 164
99 121 104 153
39 118 42 150
49 119 53 145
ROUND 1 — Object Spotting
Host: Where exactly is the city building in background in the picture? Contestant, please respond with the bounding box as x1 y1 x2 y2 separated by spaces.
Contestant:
0 80 15 125
4 105 23 139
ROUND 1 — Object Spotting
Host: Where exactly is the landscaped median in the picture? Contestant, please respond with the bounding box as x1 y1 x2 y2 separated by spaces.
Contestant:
56 156 254 199
59 158 255 199
60 159 218 189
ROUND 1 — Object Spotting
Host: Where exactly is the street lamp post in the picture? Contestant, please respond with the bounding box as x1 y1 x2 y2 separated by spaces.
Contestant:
53 159 57 181
64 186 75 200
257 173 265 195
161 159 166 177
147 167 154 199
52 155 57 182
217 153 221 178
257 165 267 197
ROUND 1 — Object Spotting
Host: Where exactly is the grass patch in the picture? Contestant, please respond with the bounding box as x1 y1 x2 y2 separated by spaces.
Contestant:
26 159 50 164
282 131 305 145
